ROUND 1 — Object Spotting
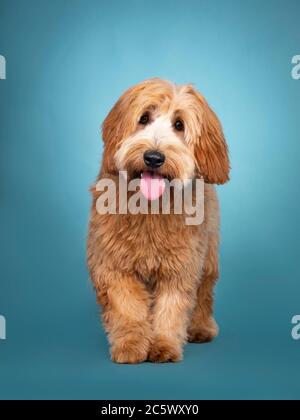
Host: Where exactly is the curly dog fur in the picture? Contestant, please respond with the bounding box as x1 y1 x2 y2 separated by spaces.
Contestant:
87 79 230 363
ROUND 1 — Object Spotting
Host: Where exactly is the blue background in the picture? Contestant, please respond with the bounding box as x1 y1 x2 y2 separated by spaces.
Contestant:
0 0 300 400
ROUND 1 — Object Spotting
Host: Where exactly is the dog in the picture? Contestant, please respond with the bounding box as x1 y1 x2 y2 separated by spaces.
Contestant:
87 78 230 363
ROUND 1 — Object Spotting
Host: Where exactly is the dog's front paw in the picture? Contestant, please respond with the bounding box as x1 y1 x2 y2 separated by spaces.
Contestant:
188 317 219 343
111 338 149 364
148 337 182 363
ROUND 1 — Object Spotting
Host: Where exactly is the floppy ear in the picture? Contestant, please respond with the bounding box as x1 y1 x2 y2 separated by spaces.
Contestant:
194 97 230 185
101 85 141 173
102 98 128 145
101 96 129 174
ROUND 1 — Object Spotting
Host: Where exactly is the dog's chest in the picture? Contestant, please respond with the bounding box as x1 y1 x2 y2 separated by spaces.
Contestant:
115 214 201 279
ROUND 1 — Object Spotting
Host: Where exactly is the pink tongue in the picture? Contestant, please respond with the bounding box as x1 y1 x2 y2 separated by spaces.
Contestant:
140 172 166 201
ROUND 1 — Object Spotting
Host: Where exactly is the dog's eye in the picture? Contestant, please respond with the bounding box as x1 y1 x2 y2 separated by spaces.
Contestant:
139 113 150 125
174 119 184 132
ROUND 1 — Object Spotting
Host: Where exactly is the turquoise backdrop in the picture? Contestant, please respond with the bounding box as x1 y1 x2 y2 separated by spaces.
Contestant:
0 0 300 400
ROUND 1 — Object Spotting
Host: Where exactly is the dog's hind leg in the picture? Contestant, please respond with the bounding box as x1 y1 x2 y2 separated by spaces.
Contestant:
187 235 220 344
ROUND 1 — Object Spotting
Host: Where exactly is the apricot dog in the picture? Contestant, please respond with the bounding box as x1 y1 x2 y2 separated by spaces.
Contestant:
87 79 230 363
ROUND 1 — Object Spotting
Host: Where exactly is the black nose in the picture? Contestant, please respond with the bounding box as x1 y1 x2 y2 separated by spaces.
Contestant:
144 150 165 169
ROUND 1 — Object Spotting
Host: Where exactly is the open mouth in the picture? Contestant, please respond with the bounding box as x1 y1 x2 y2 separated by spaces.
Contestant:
140 171 166 201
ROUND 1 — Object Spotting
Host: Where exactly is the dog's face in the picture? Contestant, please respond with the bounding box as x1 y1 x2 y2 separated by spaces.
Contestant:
101 79 229 199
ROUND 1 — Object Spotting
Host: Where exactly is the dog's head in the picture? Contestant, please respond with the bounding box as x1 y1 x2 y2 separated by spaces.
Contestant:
101 79 230 200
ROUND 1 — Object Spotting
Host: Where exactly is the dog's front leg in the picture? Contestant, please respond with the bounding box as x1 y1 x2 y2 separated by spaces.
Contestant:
97 270 152 364
149 274 197 363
